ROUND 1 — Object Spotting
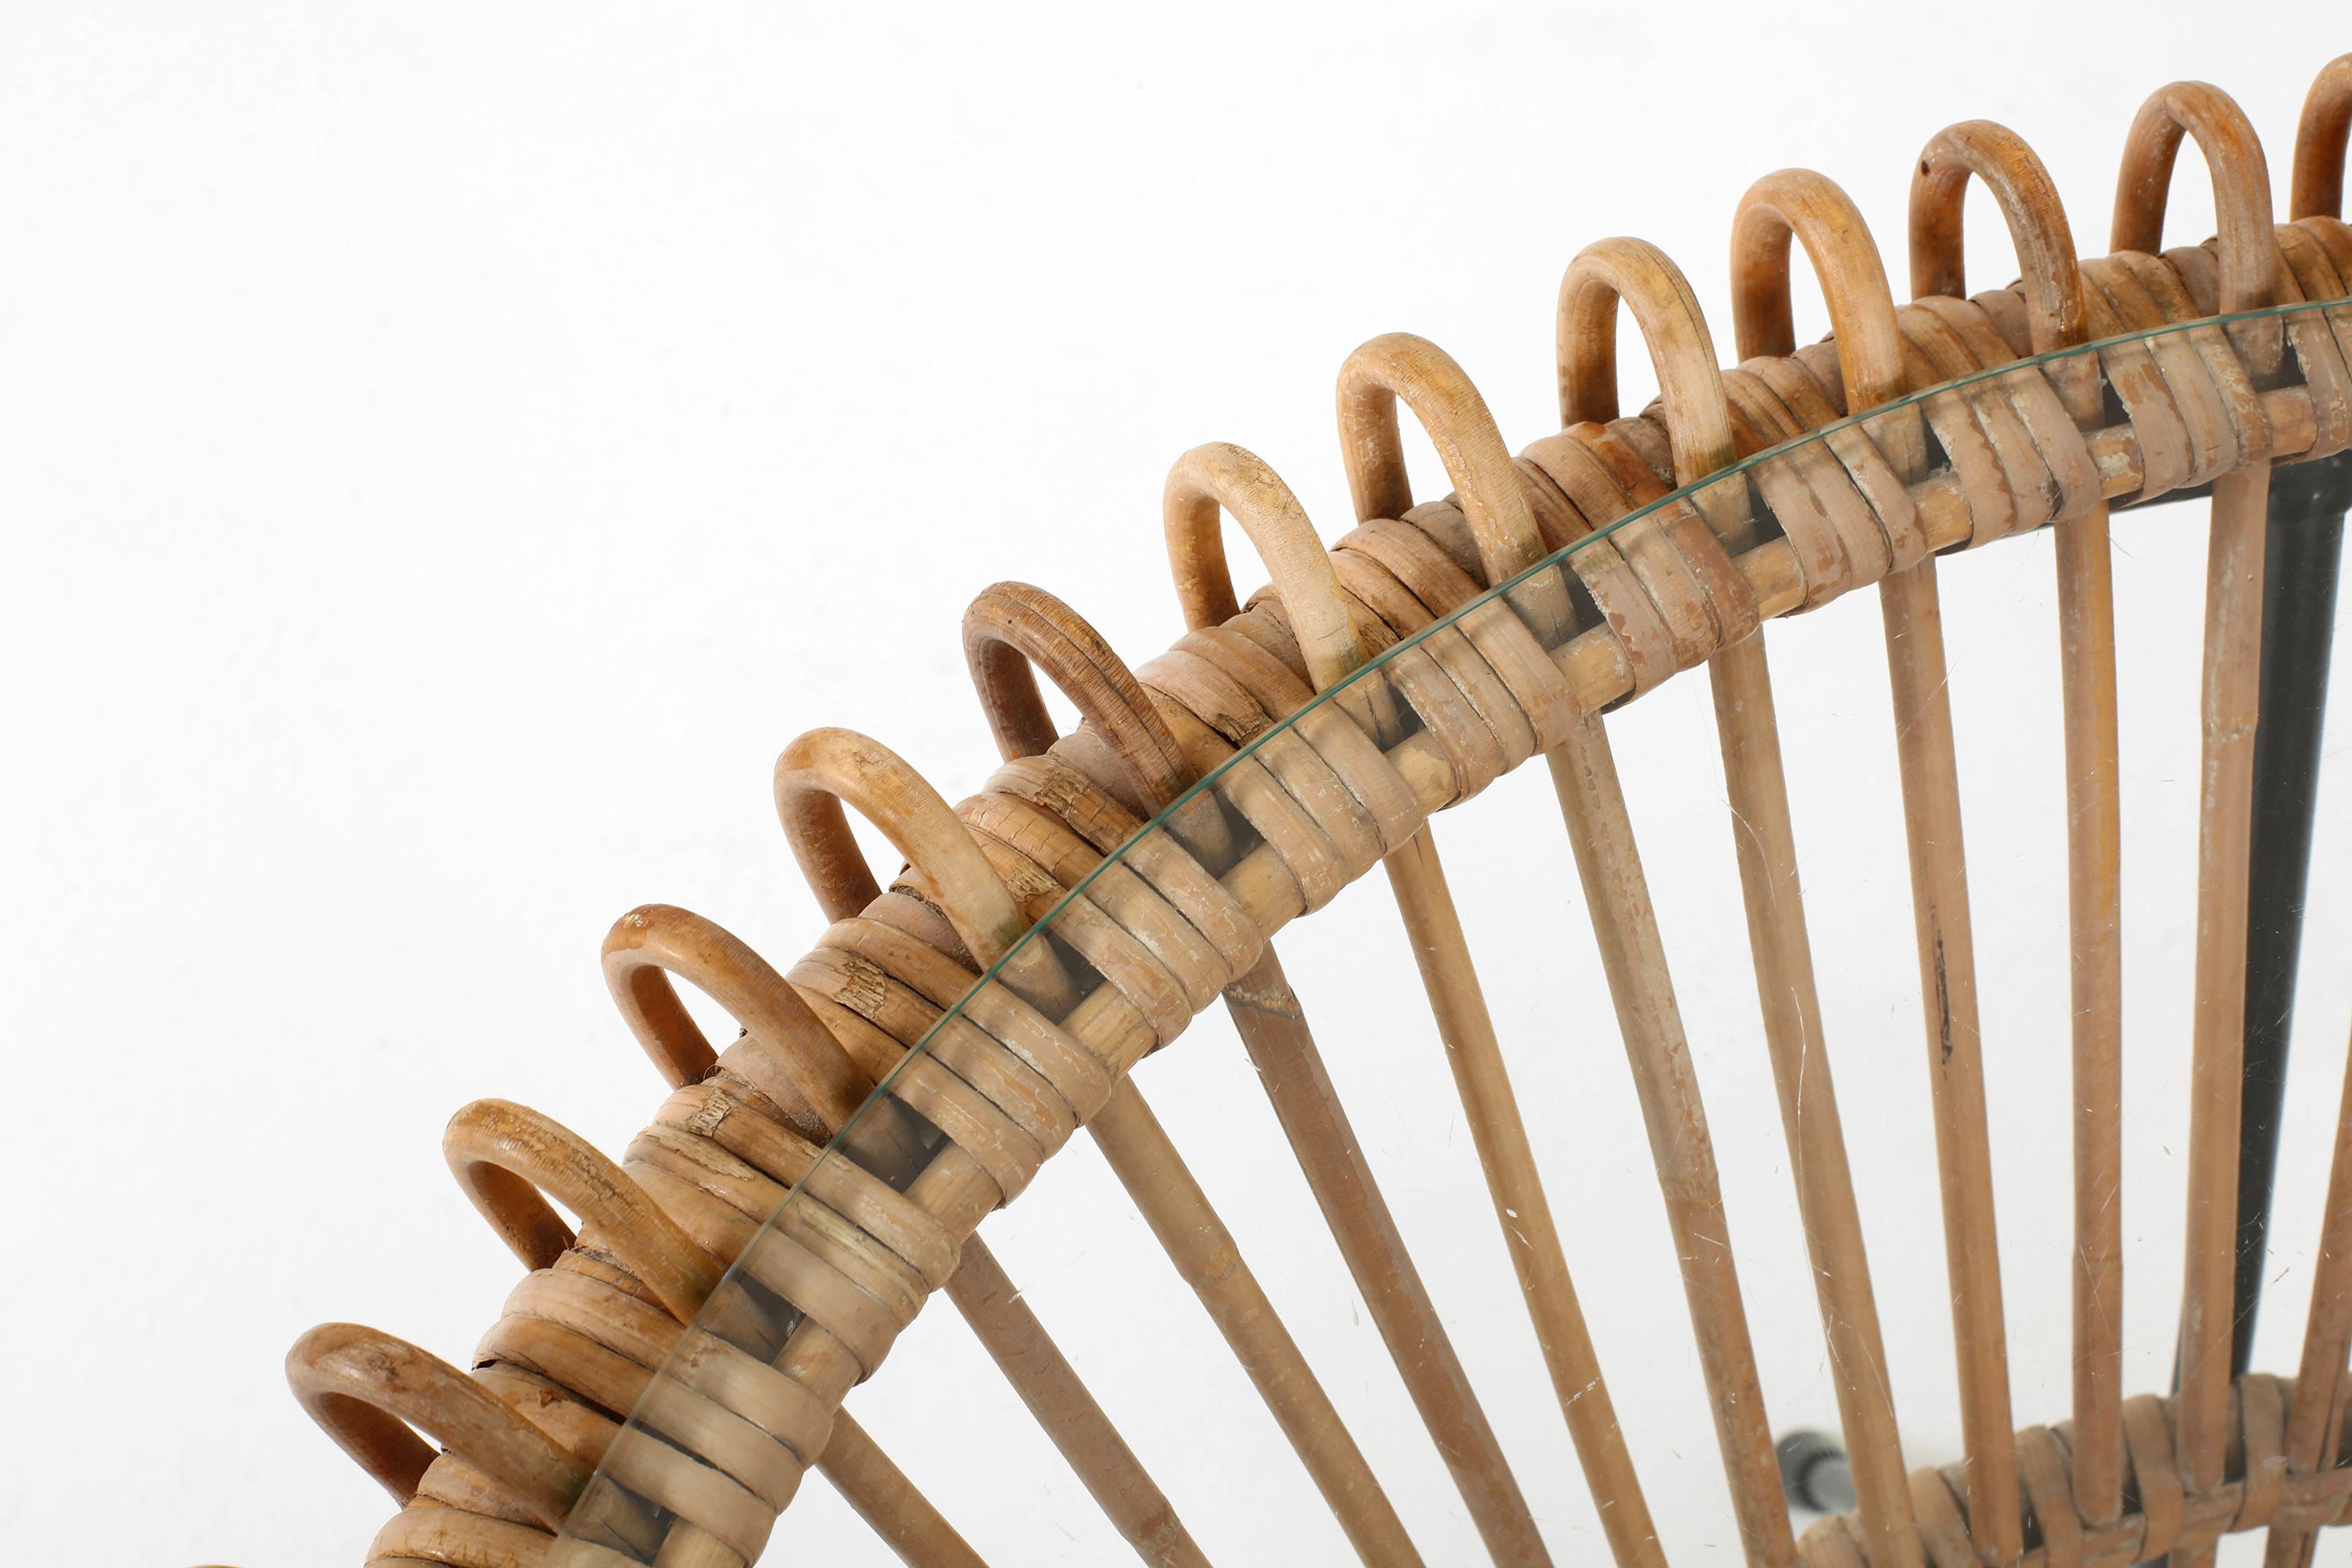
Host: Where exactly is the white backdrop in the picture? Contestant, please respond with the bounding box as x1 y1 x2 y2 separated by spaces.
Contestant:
5 4 2351 1564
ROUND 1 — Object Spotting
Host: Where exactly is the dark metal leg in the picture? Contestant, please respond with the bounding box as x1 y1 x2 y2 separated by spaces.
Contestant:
1775 1429 1857 1517
2230 448 2352 1376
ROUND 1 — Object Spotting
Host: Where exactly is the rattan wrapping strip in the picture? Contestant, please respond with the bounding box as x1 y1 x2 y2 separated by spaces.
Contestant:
289 63 2352 1568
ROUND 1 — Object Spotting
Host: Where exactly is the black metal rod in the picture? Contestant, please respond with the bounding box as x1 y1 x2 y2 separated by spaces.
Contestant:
2230 448 2352 1376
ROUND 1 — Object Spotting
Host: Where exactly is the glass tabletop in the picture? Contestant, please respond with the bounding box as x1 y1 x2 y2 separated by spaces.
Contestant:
544 294 2352 1566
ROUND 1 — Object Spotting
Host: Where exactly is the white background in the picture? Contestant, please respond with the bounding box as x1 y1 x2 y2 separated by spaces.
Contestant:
5 3 2352 1564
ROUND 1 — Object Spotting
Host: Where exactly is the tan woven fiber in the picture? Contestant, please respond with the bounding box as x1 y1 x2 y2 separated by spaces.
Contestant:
284 57 2352 1568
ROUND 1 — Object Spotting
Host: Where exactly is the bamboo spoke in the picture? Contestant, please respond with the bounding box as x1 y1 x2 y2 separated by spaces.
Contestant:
1545 714 1796 1568
818 1409 991 1568
942 1236 1210 1568
1707 631 1918 1568
2172 463 2273 1568
1381 826 1664 1568
1223 946 1554 1568
2263 1025 2352 1568
1878 557 2021 1561
2056 490 2128 1527
1087 1080 1425 1568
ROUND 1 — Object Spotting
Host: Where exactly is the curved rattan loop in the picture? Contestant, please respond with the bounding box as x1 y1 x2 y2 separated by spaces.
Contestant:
772 726 1077 1011
1558 236 1739 481
602 903 869 1129
2296 55 2352 222
287 1322 587 1526
1334 332 1576 642
2111 82 2278 317
1166 441 1367 691
443 1097 718 1324
774 728 1017 935
960 578 1240 873
1911 121 2085 354
964 581 1195 796
1730 169 1909 410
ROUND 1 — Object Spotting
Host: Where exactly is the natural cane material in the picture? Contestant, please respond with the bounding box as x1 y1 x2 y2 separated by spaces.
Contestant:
279 57 2352 1568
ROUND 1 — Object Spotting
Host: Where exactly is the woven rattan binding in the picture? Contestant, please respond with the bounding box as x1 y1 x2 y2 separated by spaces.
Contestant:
283 56 2352 1568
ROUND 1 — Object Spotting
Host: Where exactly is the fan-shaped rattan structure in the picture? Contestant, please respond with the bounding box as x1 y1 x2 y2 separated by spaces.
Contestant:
285 56 2352 1568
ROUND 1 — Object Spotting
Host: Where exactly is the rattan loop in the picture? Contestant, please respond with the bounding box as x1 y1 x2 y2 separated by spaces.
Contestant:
443 1098 719 1324
772 726 1076 1013
2112 81 2278 317
1335 332 1577 644
960 580 1236 870
963 582 1196 802
1559 237 1739 481
602 904 866 1131
287 1322 587 1527
1911 121 2087 376
1166 441 1366 691
2295 56 2352 222
1730 166 1933 587
1557 235 1762 586
1730 169 1910 411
